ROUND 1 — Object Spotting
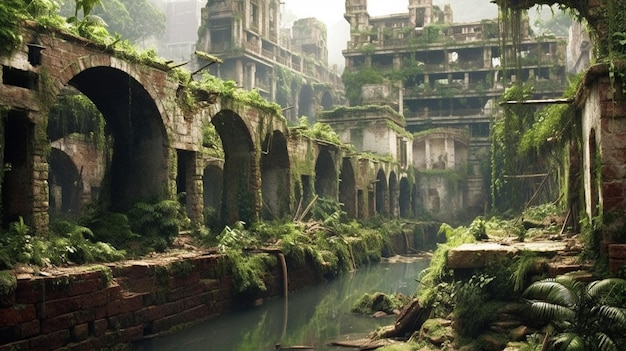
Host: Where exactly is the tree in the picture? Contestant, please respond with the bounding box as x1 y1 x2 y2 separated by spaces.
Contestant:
60 0 165 44
523 276 626 351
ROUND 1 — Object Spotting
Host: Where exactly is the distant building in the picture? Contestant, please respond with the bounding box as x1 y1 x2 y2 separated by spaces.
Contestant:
154 0 205 61
340 0 568 218
196 0 345 122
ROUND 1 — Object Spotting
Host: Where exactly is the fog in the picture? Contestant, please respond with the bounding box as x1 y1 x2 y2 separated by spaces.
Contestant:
282 0 500 71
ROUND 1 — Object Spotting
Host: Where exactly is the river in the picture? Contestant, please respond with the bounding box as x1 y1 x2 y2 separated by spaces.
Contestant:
134 257 430 351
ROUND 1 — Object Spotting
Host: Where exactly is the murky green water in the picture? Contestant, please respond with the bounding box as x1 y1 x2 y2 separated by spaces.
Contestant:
134 258 430 351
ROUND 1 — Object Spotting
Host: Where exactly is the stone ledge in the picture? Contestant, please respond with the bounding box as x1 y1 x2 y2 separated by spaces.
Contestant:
447 241 567 269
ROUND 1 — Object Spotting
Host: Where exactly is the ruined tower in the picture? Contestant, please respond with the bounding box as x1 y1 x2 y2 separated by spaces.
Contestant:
344 0 369 31
408 0 432 28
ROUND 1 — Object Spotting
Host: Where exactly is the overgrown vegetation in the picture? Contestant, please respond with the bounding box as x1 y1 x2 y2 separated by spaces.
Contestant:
291 116 343 145
0 216 125 269
491 72 582 214
414 205 574 345
351 292 409 315
47 92 107 150
186 198 399 297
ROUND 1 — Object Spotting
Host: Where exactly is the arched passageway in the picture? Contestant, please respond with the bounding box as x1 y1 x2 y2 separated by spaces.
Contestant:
299 85 314 120
69 67 169 212
203 164 223 225
212 109 257 225
48 148 82 216
399 177 411 218
411 184 419 217
315 148 337 199
321 91 333 110
261 131 290 220
339 158 357 218
389 172 398 218
375 169 388 216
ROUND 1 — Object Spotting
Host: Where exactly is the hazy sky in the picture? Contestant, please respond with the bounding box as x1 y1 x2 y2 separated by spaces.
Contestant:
282 0 500 28
282 0 500 70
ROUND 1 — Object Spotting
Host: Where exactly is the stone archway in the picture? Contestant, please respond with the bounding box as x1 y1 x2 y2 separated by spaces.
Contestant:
315 148 337 199
69 67 170 212
399 177 411 218
339 158 357 218
261 130 290 220
212 109 258 225
389 171 398 218
48 148 82 217
375 169 388 216
299 84 315 120
321 91 333 110
203 164 223 226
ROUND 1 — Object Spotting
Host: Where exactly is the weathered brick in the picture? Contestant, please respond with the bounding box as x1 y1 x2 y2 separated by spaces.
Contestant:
67 278 105 297
41 312 76 334
29 329 70 351
168 282 204 301
168 272 200 290
71 323 89 342
0 304 36 327
76 289 109 310
107 311 135 330
38 296 80 319
90 318 108 337
20 319 41 338
107 292 144 317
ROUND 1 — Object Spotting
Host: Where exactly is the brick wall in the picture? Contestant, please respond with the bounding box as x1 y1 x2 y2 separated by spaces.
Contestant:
0 253 323 351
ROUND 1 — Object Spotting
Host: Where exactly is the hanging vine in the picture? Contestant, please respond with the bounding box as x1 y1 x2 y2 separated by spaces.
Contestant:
490 4 580 213
47 92 107 151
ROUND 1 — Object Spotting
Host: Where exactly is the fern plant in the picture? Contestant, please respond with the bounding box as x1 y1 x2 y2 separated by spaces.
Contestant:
522 276 626 351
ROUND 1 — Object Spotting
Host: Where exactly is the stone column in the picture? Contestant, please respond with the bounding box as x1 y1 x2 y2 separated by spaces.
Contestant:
186 152 204 226
32 112 49 233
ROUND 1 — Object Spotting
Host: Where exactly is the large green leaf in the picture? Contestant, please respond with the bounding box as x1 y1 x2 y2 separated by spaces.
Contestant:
551 332 586 351
527 300 576 322
523 279 578 307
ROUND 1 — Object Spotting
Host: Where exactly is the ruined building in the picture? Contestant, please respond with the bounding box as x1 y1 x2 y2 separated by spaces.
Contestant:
196 0 345 122
339 0 568 217
154 0 205 61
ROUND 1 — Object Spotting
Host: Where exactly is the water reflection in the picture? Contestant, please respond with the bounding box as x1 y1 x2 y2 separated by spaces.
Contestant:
135 259 430 351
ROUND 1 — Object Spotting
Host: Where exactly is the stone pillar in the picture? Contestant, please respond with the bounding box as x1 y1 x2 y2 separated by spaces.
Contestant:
235 60 244 89
247 62 256 90
186 152 204 226
32 112 49 233
483 47 492 68
32 154 50 233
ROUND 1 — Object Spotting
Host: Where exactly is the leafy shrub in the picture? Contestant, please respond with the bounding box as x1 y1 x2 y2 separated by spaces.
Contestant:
83 211 137 248
0 217 125 268
127 200 186 251
453 274 499 337
0 270 17 301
